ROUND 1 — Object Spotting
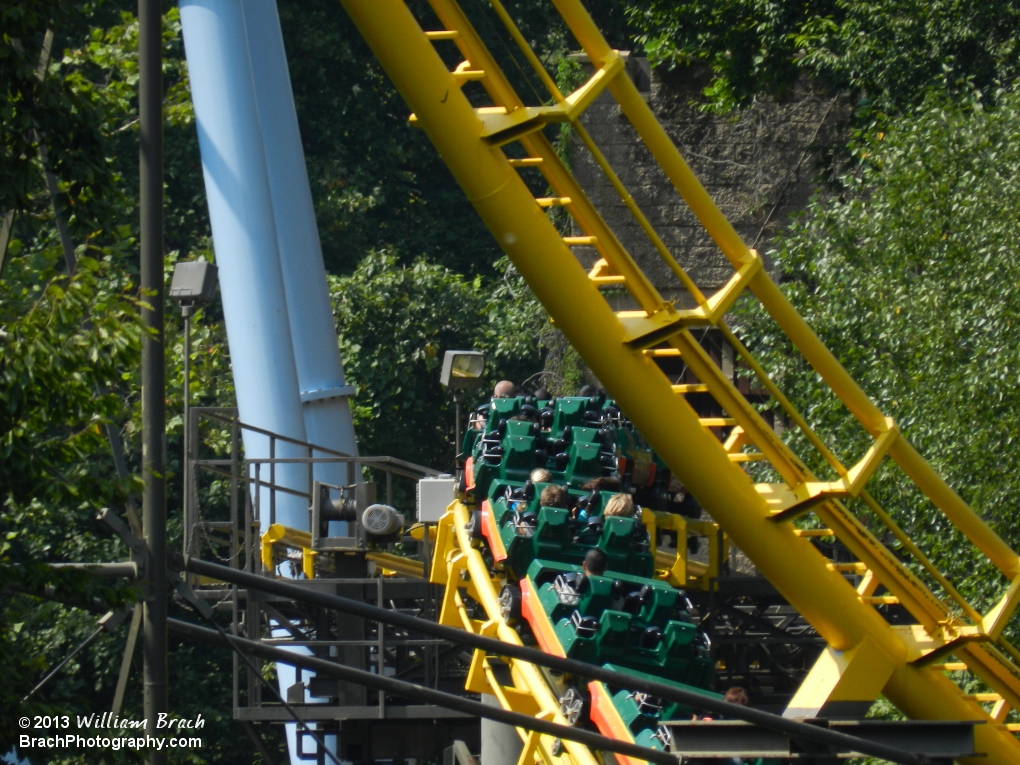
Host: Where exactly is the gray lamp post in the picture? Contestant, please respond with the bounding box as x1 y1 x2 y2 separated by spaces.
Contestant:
169 259 218 558
440 350 486 456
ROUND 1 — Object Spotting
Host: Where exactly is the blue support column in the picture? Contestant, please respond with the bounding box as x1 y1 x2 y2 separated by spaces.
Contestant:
242 0 360 482
180 5 354 763
179 0 309 532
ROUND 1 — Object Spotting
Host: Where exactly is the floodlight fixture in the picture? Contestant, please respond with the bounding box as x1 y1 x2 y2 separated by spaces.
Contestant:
170 259 218 317
440 350 486 456
440 350 486 390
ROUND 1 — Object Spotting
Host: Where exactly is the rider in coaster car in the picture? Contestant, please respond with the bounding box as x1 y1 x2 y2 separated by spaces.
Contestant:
531 468 553 483
569 547 608 594
583 547 607 576
493 380 517 398
539 484 568 509
581 476 621 492
603 493 635 518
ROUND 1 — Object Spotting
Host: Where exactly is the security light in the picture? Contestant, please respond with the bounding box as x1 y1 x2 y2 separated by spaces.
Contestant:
440 350 486 390
170 259 218 316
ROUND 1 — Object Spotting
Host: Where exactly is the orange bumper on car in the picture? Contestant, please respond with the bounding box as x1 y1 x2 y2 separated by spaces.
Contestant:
520 576 565 658
588 681 646 765
480 498 507 562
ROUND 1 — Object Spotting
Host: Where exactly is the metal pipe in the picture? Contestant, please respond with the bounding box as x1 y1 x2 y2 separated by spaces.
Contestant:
178 0 309 531
166 618 679 765
183 311 191 559
139 0 166 759
22 626 104 702
50 562 139 579
888 436 1020 578
180 555 924 765
240 0 359 475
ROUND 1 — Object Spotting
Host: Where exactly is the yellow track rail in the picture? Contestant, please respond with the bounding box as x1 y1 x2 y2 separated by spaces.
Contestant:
337 0 1020 761
433 501 601 765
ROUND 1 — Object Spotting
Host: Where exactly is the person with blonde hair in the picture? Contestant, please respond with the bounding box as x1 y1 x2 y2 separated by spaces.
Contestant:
530 468 552 483
603 493 635 517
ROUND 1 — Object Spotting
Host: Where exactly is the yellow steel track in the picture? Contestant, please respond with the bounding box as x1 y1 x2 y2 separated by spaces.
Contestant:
337 0 1020 762
434 501 602 765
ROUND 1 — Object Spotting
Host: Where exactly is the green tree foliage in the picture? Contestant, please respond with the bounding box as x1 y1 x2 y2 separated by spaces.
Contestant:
1 255 141 510
739 89 1020 607
277 0 631 276
1 1 115 229
626 0 1020 116
0 5 276 759
0 245 143 751
330 251 545 466
278 0 498 276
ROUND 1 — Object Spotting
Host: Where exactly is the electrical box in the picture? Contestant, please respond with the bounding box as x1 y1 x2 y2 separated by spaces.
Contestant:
417 476 456 523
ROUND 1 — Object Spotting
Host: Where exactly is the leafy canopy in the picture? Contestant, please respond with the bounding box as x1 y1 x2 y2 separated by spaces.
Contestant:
740 87 1020 607
626 0 1020 116
330 251 544 467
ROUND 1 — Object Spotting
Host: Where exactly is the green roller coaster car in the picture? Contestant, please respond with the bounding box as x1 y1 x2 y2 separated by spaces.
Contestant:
462 395 720 747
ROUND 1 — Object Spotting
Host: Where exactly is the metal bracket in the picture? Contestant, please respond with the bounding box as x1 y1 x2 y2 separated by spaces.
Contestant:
299 385 355 404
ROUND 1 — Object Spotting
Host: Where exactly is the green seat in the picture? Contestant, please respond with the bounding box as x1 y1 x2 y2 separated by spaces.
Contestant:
551 397 589 431
564 440 603 488
533 507 571 559
487 396 523 428
571 426 602 444
506 419 535 437
499 435 535 482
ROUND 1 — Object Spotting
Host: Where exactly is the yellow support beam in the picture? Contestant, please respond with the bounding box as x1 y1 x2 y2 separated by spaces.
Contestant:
336 0 1020 760
366 551 425 578
983 575 1020 641
785 636 898 719
260 524 315 578
431 504 599 765
768 419 900 523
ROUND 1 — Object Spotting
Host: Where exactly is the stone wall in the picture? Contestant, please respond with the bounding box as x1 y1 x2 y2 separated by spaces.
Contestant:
570 57 849 303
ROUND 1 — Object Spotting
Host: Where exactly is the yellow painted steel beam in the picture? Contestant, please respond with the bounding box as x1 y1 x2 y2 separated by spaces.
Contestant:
520 131 664 311
424 0 668 314
672 301 917 629
438 501 600 765
859 490 983 624
262 523 312 549
260 523 315 578
345 0 982 718
366 551 425 578
786 636 898 719
424 0 521 111
647 511 719 589
486 0 563 103
553 0 1020 581
717 323 850 479
335 0 1020 760
548 0 1020 709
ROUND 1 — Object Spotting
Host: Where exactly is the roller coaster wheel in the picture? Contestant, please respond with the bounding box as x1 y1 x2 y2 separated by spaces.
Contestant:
466 510 484 540
499 584 522 625
559 685 590 726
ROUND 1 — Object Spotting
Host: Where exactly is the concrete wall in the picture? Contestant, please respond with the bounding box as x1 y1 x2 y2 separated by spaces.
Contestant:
570 58 849 302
